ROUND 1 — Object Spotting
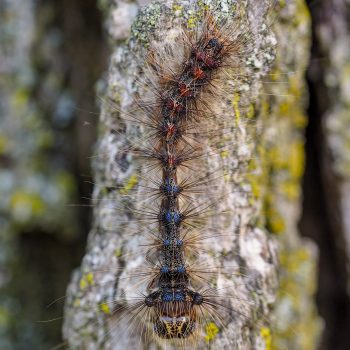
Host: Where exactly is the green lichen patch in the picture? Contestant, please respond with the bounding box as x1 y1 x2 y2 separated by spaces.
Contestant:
130 3 162 46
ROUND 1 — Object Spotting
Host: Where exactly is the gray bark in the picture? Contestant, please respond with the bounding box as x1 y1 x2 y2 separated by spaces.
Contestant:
63 0 322 349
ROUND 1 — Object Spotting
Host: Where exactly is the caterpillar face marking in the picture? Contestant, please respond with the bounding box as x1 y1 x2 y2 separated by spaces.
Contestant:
146 288 203 339
155 314 195 339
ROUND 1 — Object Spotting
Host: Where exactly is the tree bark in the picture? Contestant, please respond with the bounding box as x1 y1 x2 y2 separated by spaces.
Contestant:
301 1 350 349
63 0 322 349
0 1 106 349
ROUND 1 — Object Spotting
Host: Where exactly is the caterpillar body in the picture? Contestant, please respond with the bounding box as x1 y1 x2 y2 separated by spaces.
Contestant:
63 0 281 349
137 14 248 341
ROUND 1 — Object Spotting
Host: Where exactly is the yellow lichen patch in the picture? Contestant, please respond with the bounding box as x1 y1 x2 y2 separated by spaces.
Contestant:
79 272 94 290
278 140 305 200
9 191 45 220
278 101 291 116
230 2 238 13
172 4 183 14
265 198 285 234
119 174 138 195
0 306 10 327
247 104 256 119
187 14 198 29
260 327 272 350
232 93 241 125
11 88 29 108
86 272 94 284
100 302 111 314
73 298 81 308
247 174 261 199
293 110 308 129
289 141 305 179
268 211 285 234
223 169 230 182
273 245 321 350
280 180 300 200
197 0 210 12
261 99 271 121
115 247 123 257
0 135 8 154
268 68 282 82
278 0 287 9
289 75 303 101
267 146 288 171
246 153 265 209
279 247 310 276
79 278 87 290
293 0 311 27
277 98 307 129
204 322 219 342
220 150 229 159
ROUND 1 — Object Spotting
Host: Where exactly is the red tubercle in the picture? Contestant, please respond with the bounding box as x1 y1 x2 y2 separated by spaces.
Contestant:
195 51 207 62
166 123 177 140
167 153 176 167
195 50 219 69
179 83 193 97
166 98 176 110
193 66 206 80
166 98 185 114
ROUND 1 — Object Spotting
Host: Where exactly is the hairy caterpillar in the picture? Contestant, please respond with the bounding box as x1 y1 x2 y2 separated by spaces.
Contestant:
59 0 313 349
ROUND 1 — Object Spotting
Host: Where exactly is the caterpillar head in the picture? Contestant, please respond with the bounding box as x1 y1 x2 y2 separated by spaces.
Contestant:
154 314 196 339
146 289 203 339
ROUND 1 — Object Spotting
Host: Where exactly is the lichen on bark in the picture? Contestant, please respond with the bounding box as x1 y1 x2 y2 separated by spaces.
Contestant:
63 0 322 349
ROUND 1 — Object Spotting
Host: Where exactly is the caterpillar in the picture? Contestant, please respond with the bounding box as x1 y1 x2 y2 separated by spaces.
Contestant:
61 0 300 349
130 13 246 342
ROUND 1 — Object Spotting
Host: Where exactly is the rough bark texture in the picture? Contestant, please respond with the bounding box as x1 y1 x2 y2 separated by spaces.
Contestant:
301 1 350 349
63 0 321 349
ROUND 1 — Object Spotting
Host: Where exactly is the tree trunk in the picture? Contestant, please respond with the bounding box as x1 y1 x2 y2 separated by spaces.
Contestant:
0 1 106 349
301 1 350 349
63 0 322 349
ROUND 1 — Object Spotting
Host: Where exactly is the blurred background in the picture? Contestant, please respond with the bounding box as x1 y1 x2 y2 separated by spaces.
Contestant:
1 0 350 349
0 0 108 349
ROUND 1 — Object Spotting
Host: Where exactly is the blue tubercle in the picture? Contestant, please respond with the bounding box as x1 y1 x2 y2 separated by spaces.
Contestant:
163 178 180 195
160 266 169 274
174 292 185 301
162 292 173 302
177 265 186 274
164 210 181 224
176 239 183 246
163 239 171 246
162 239 183 247
162 291 185 302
